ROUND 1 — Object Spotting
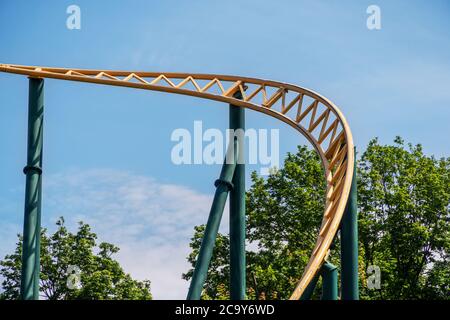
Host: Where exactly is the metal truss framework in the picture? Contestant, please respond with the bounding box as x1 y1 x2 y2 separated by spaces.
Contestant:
0 63 355 299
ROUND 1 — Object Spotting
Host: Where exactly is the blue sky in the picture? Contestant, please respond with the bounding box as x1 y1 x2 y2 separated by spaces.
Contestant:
1 0 449 299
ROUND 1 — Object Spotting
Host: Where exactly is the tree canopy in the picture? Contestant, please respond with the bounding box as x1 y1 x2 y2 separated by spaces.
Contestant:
0 217 152 300
358 137 449 299
184 138 450 299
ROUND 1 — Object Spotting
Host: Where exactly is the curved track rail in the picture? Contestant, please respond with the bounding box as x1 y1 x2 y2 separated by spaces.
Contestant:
0 63 354 299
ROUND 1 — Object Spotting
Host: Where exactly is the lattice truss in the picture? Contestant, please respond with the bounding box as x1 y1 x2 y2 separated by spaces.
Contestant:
0 63 354 300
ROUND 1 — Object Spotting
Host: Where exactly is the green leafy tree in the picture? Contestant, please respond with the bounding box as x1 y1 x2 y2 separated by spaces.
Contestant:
184 138 450 300
358 137 450 299
0 217 152 300
183 146 330 299
182 225 231 300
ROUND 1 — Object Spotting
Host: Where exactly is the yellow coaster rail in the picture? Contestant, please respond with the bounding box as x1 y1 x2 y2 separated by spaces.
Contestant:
0 63 355 300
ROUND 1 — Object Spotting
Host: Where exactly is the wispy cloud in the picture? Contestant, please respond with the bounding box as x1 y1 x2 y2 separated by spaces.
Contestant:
42 168 222 299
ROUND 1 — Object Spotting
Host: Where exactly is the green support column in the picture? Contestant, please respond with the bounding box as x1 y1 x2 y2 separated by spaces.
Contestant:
321 262 338 300
340 149 359 300
187 140 238 300
299 274 319 300
229 96 246 300
21 77 44 300
33 174 43 299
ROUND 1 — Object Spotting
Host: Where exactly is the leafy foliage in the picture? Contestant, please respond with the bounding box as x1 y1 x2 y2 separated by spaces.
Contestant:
184 138 450 300
183 146 329 299
358 137 450 299
0 218 152 300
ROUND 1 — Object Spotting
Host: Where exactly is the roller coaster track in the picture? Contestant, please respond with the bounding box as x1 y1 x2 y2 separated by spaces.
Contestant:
0 63 354 300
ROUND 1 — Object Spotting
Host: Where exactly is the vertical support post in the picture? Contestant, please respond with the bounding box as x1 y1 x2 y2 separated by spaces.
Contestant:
340 148 359 300
21 77 44 300
187 140 238 300
321 262 338 300
229 94 246 300
299 274 319 300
